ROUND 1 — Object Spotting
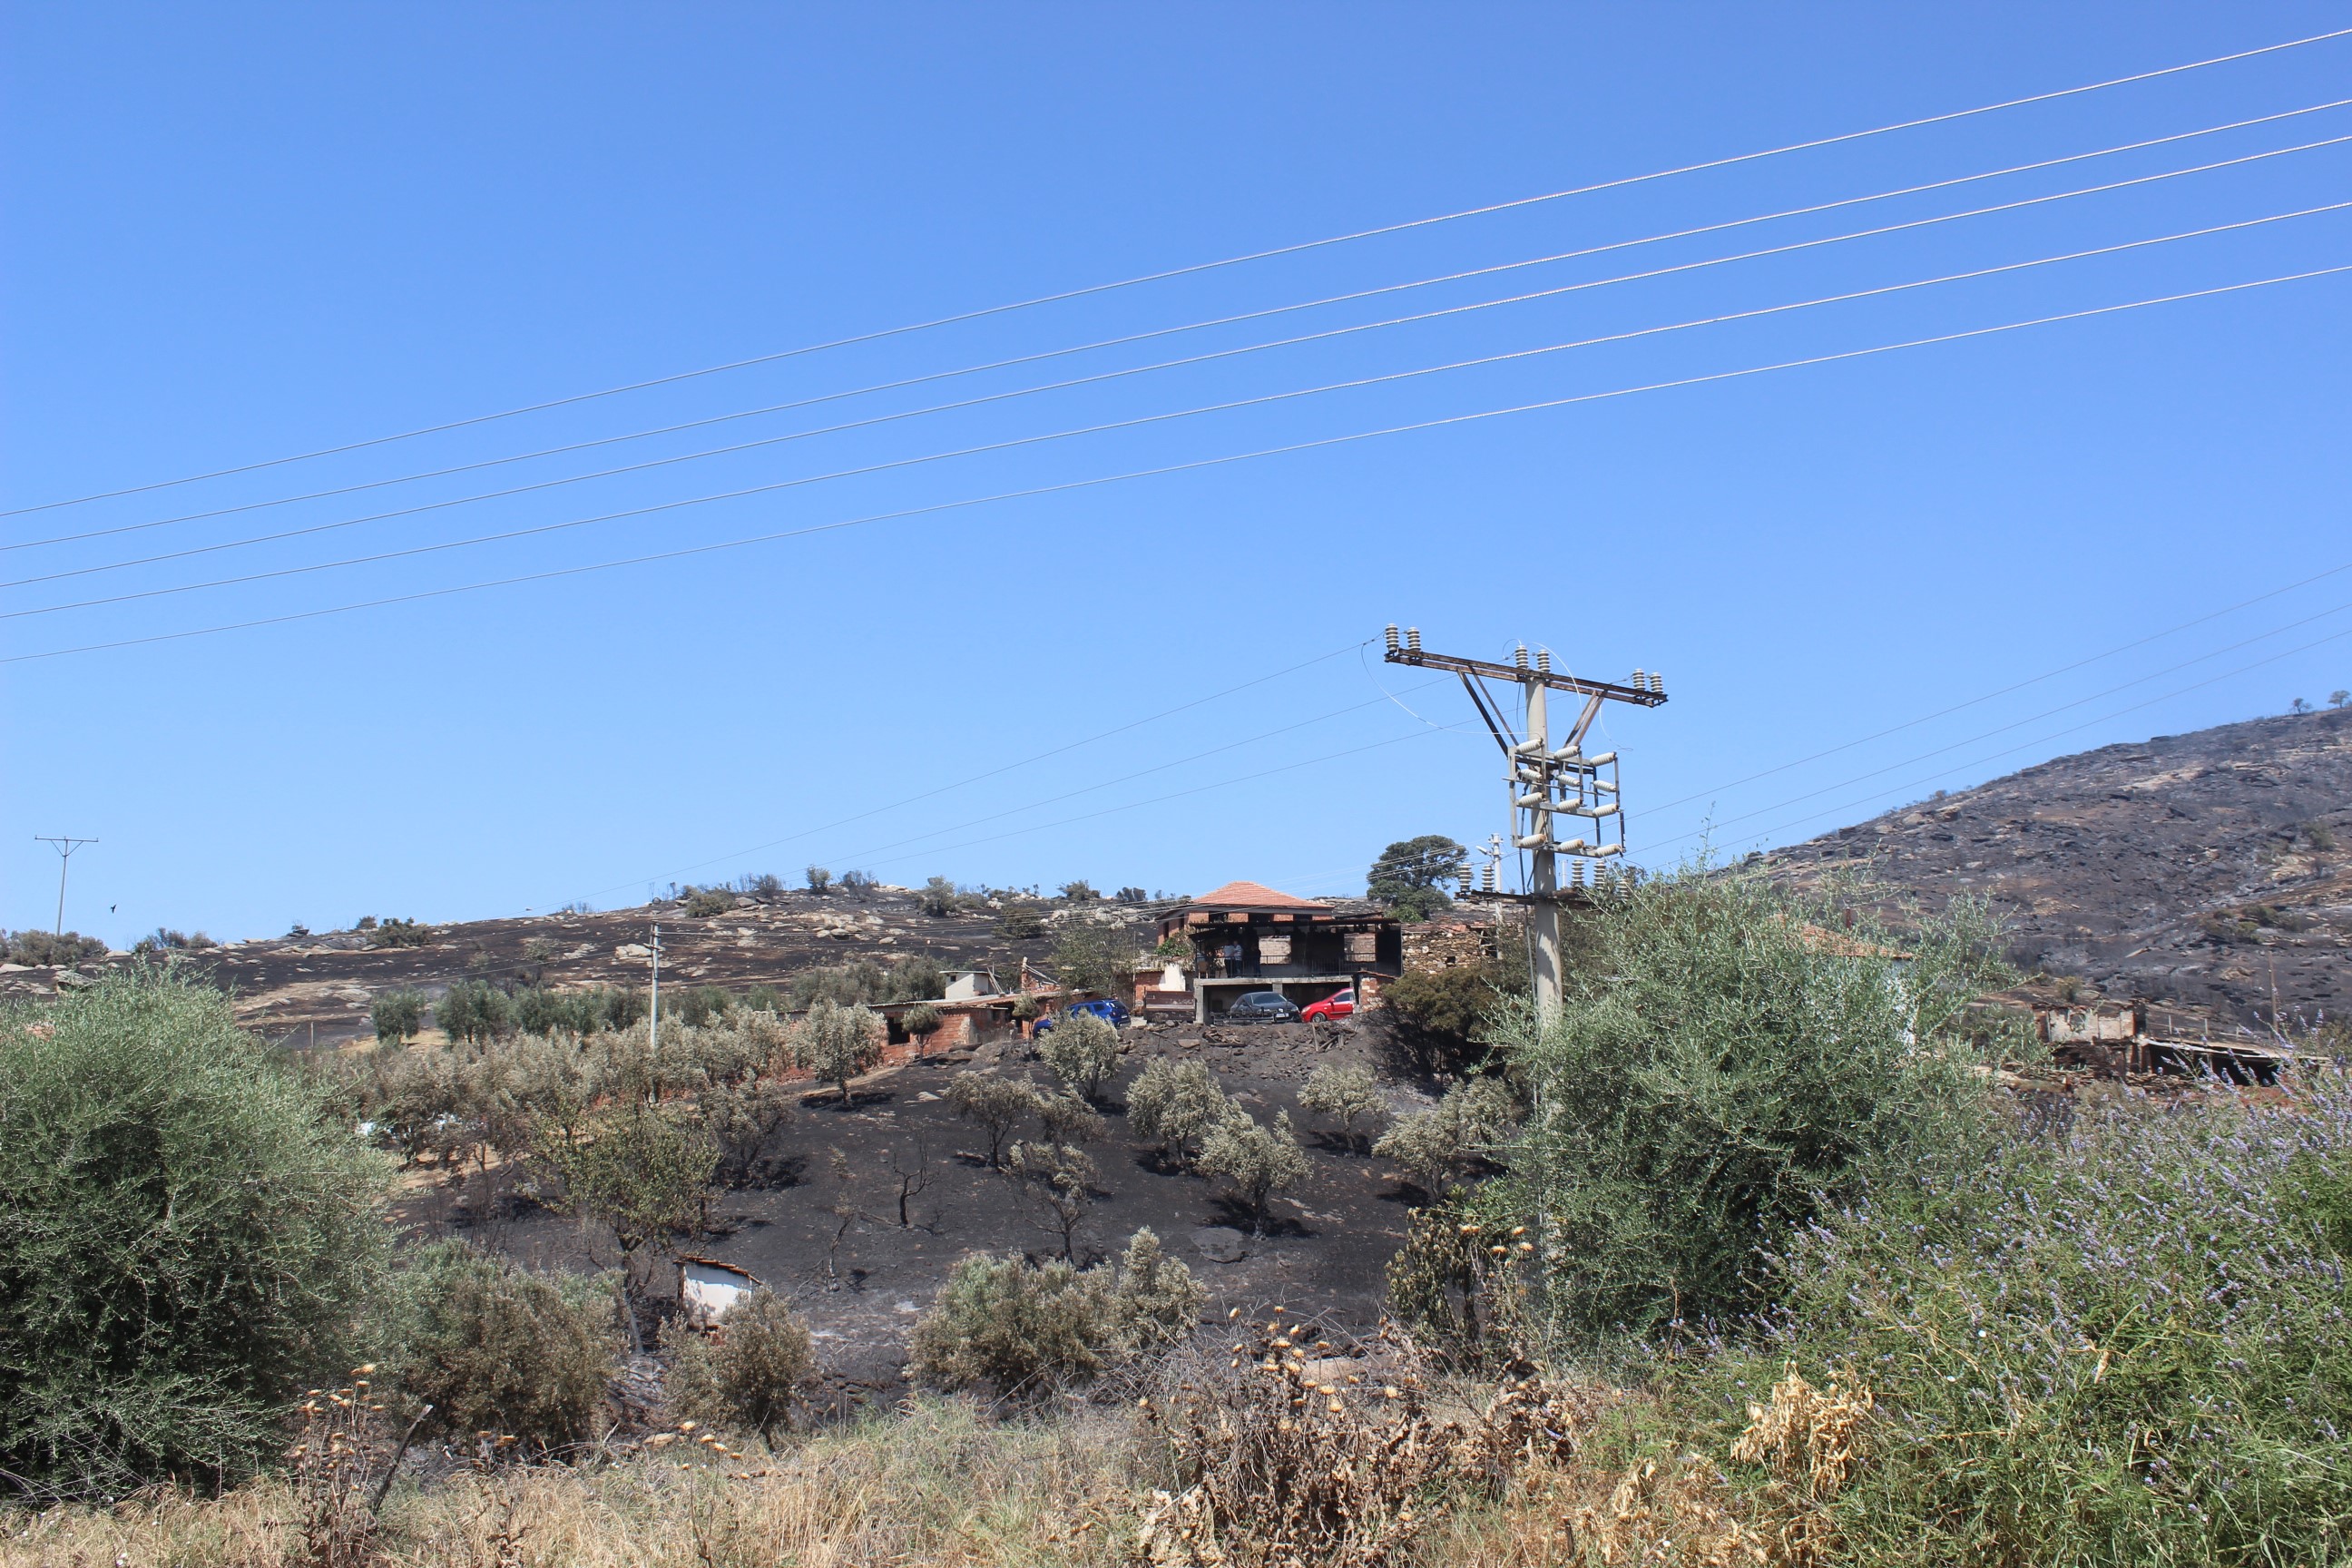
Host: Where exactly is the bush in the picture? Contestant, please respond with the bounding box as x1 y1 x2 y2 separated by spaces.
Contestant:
946 1073 1041 1166
1373 1076 1518 1197
1299 1061 1389 1152
838 868 877 892
699 1076 797 1188
370 986 426 1046
1197 1110 1308 1234
1681 1073 2352 1567
901 1002 944 1050
804 865 832 894
1376 962 1519 1077
791 999 885 1102
0 969 392 1498
916 877 963 917
394 1242 618 1452
1034 1085 1108 1145
1490 867 2011 1349
910 1230 1201 1397
673 984 733 1028
683 887 734 918
662 1289 813 1439
545 1103 718 1331
1038 1010 1121 1100
1050 917 1134 1002
998 902 1046 939
367 916 430 948
1 928 105 966
1126 1057 1233 1166
436 978 515 1044
514 985 603 1038
1059 879 1099 902
1005 1139 1098 1259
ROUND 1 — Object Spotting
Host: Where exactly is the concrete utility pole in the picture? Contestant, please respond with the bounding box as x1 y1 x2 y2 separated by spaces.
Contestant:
1383 627 1666 1016
34 837 97 936
649 923 662 1044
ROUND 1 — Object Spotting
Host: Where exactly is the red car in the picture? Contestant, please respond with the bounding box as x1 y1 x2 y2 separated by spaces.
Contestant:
1299 987 1355 1023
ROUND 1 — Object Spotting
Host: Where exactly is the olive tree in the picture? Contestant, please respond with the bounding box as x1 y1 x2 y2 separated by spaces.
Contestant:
946 1072 1041 1167
1373 1076 1519 1197
792 998 885 1103
1039 1011 1122 1101
1125 1057 1234 1168
1299 1061 1390 1152
1197 1110 1308 1235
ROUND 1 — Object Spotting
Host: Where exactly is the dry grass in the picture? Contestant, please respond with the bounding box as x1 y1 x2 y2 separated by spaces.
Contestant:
2 1398 1137 1568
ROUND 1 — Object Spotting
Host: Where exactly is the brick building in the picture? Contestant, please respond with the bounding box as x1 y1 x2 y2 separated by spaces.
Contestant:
1157 879 1401 1022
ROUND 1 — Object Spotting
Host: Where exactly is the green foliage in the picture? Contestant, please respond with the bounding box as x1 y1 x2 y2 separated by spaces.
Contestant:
786 956 946 1010
805 865 833 894
683 887 734 918
369 986 426 1046
1125 1057 1234 1166
698 1075 797 1188
1373 1076 1518 1197
916 877 964 917
1197 1110 1308 1234
546 1103 718 1309
1107 1227 1206 1355
886 955 948 1002
1049 916 1134 1002
1298 1061 1389 1152
901 1002 945 1046
1059 879 1099 902
366 916 431 948
436 978 515 1044
1679 1074 2352 1567
0 969 392 1498
1038 1010 1122 1100
791 999 885 1102
997 901 1046 939
1490 867 2011 1349
662 1290 814 1440
1377 961 1521 1077
513 985 605 1039
1005 1139 1099 1259
909 1229 1200 1397
672 984 733 1028
1034 1085 1108 1145
1367 834 1468 921
391 1242 618 1453
1 928 105 966
600 985 649 1032
945 1072 1040 1167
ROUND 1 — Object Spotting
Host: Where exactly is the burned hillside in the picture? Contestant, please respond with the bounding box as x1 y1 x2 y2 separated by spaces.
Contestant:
1763 706 2352 1031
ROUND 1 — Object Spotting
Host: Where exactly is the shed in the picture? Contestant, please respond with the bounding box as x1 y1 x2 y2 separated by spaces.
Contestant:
677 1255 760 1329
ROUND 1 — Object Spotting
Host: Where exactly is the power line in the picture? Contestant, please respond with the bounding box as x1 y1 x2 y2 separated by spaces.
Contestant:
1649 555 2352 815
20 96 2347 558
7 24 2343 520
29 131 2348 593
17 205 2345 625
10 261 2346 666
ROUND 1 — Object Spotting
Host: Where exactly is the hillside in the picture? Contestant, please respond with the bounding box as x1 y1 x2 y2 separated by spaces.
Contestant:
1763 706 2352 1032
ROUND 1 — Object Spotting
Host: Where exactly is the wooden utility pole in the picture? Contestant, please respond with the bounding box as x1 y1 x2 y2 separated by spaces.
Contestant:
1383 627 1667 1015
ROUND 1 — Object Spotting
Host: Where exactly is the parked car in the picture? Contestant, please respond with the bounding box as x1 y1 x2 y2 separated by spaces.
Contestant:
1033 997 1130 1033
1224 991 1300 1024
1298 987 1355 1023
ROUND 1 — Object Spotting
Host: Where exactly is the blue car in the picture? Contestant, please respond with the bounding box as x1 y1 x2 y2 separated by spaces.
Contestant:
1033 998 1130 1033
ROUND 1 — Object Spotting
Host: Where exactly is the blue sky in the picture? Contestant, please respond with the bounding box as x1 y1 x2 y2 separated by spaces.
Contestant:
4 5 2348 946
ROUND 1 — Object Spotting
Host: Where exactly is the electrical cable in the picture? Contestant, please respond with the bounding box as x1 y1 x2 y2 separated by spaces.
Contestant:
21 96 2347 556
8 24 2342 518
31 129 2347 592
1652 618 2352 858
10 261 2346 665
17 204 2345 623
1655 593 2352 844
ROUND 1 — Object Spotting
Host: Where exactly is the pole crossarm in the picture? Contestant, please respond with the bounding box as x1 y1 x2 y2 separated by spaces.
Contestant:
1384 646 1668 707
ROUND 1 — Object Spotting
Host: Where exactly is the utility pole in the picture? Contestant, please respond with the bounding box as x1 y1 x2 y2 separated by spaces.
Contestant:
1383 626 1666 1016
34 837 97 936
648 923 662 1044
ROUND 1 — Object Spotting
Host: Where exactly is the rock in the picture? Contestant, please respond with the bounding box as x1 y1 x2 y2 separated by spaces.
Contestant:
1191 1226 1250 1263
53 969 95 990
615 943 652 960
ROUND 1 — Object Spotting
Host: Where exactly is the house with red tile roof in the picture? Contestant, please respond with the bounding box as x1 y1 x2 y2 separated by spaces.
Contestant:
1156 879 1401 1022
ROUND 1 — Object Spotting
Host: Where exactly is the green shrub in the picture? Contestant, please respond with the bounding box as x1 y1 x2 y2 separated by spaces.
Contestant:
901 1002 945 1049
1373 1076 1518 1197
1299 1061 1389 1152
1680 1073 2352 1567
998 902 1047 939
0 969 392 1498
1488 867 2009 1350
600 985 649 1032
1038 1011 1121 1100
683 887 734 918
804 865 833 894
1 928 106 966
791 999 885 1102
1035 1085 1107 1145
674 984 733 1028
514 985 604 1038
946 1072 1041 1167
916 877 963 917
367 916 430 948
1376 961 1520 1076
910 1230 1200 1398
436 978 515 1044
662 1290 814 1439
1125 1057 1233 1166
545 1103 718 1330
370 986 426 1045
1049 917 1134 1002
393 1242 618 1452
1197 1110 1308 1234
886 955 948 1003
